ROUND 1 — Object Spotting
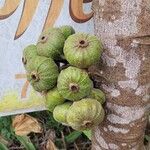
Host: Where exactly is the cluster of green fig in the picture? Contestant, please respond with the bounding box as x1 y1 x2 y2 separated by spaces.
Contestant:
22 25 105 131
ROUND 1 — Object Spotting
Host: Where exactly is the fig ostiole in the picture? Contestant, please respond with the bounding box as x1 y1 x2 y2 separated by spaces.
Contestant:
45 87 65 112
22 44 37 69
57 66 93 101
64 33 103 68
66 98 105 131
59 25 75 39
26 56 59 92
22 26 106 130
89 88 106 104
30 71 40 82
37 28 65 60
53 102 72 125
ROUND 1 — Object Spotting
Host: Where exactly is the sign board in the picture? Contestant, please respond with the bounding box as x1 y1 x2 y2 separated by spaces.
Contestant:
0 0 94 116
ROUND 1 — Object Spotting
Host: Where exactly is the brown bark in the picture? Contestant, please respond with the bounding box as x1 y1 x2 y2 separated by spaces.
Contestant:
91 0 150 149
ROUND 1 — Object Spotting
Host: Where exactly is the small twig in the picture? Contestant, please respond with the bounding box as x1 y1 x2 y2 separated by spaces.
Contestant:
132 34 150 38
9 146 24 150
117 34 150 40
61 131 67 150
67 127 71 133
138 42 150 46
34 133 40 148
74 142 79 150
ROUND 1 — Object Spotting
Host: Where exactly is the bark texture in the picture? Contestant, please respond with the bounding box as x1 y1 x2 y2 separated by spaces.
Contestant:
91 0 150 149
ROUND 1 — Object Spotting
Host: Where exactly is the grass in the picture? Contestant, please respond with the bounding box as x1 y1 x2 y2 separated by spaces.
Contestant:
0 111 91 150
0 111 149 149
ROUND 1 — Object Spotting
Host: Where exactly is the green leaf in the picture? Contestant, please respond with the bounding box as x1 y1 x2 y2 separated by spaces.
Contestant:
82 130 92 140
16 136 36 150
65 131 82 143
0 117 15 141
0 142 9 150
145 135 150 142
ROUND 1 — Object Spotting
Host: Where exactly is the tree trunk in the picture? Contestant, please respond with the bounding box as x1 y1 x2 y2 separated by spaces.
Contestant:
91 0 150 149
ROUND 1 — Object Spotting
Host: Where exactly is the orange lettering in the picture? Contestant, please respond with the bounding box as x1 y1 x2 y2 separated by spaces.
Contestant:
21 81 29 99
43 0 64 31
14 0 39 39
0 0 20 20
15 74 27 79
69 0 93 23
1 0 91 39
15 74 29 99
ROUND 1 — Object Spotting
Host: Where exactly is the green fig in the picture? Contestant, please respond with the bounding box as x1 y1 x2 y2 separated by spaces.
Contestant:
53 102 72 124
57 66 93 101
64 33 103 68
45 87 65 112
22 44 37 69
59 25 75 39
26 56 59 92
67 98 105 131
37 28 65 60
89 88 106 104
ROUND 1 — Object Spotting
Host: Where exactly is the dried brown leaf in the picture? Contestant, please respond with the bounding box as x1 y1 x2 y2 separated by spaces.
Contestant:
12 114 42 136
46 139 57 150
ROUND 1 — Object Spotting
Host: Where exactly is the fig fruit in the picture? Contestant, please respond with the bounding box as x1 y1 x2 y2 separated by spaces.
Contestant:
45 87 65 112
89 88 106 104
22 44 37 69
53 102 72 124
64 33 102 68
26 56 59 92
57 66 93 101
37 28 65 60
59 25 75 39
67 98 105 131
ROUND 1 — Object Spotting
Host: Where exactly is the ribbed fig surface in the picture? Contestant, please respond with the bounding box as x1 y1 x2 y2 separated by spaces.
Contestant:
57 66 93 101
22 44 37 69
60 25 75 39
37 28 65 60
53 102 72 124
67 98 105 131
64 33 102 68
46 88 65 112
26 56 59 92
89 88 106 104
